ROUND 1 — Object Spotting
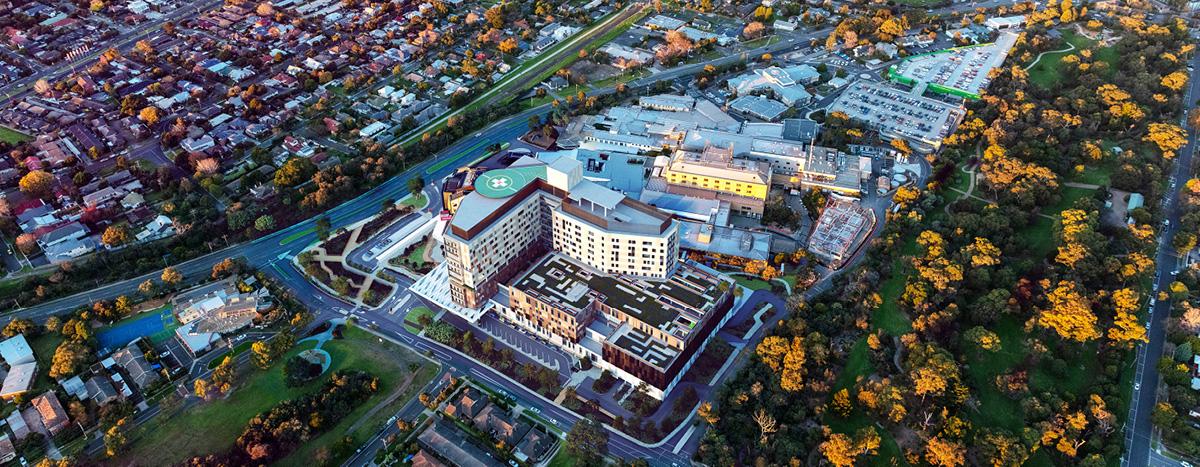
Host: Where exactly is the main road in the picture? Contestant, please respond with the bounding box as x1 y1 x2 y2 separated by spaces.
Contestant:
1124 48 1200 467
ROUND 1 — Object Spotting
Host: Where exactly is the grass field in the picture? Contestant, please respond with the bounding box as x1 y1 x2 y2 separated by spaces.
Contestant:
0 126 31 144
1028 29 1115 88
121 325 434 465
961 317 1025 432
1047 186 1098 216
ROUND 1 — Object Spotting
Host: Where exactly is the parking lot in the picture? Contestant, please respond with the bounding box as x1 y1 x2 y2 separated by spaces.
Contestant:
479 314 573 376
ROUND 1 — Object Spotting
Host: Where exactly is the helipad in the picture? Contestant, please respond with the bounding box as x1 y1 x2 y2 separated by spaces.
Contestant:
474 165 548 198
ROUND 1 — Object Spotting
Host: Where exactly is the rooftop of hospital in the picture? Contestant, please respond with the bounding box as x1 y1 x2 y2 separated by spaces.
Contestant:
510 252 731 346
448 156 671 241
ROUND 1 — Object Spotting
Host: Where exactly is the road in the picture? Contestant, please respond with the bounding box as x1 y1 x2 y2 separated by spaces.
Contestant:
1124 49 1200 467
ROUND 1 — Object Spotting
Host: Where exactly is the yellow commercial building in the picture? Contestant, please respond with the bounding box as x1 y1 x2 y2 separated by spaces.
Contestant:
656 146 771 218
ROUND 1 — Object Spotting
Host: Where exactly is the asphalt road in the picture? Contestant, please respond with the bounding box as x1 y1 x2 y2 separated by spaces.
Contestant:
1124 50 1200 467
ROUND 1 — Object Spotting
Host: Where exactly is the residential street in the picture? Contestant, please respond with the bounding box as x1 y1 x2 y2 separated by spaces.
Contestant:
1123 45 1200 467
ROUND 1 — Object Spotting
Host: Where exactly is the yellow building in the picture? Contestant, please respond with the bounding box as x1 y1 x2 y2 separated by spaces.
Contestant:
657 145 771 218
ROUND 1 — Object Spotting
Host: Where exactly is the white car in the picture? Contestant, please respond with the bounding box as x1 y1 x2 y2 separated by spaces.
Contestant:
1135 382 1142 390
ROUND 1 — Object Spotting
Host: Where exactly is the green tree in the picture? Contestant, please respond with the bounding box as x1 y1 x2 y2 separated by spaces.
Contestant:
408 176 425 198
254 215 276 232
565 417 608 464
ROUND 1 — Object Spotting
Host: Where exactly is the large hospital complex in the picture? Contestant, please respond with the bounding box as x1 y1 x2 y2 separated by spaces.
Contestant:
414 95 888 398
434 154 735 399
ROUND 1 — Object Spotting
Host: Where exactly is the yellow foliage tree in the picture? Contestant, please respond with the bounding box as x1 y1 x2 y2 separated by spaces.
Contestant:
1038 281 1100 342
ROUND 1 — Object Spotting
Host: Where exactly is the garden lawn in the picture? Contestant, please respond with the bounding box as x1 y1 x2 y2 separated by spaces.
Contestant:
547 448 577 467
0 126 31 144
733 275 771 291
404 306 435 334
121 325 433 465
280 329 437 465
1070 160 1114 186
1021 216 1057 261
873 258 914 336
28 333 63 394
206 340 255 369
406 244 427 265
833 338 873 393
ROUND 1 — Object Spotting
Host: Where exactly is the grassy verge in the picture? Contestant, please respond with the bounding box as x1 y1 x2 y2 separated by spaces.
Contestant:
401 194 427 209
205 340 255 369
404 306 435 334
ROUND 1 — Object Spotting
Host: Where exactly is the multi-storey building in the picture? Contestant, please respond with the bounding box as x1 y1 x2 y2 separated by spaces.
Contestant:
505 252 734 398
436 154 736 399
656 144 772 217
443 155 678 309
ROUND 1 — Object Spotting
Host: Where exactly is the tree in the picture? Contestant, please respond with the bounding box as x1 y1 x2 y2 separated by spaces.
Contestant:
2 318 36 337
254 215 275 232
698 402 719 425
925 437 966 467
565 417 608 464
138 106 161 125
251 341 274 370
161 267 182 286
498 37 518 55
743 21 765 39
104 424 127 457
211 258 239 279
193 378 210 399
211 356 235 393
138 279 156 296
1152 402 1177 428
964 326 1001 352
1143 122 1187 158
408 176 425 198
753 408 778 445
1038 281 1099 342
102 225 130 247
15 233 38 255
274 157 316 188
820 432 858 467
283 354 322 387
49 340 89 378
19 170 54 197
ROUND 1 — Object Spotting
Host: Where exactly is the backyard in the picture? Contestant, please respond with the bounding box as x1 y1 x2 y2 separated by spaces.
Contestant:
0 126 31 144
119 324 435 465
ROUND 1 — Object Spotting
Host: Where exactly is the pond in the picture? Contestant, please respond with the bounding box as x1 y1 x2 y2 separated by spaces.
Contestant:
96 306 177 354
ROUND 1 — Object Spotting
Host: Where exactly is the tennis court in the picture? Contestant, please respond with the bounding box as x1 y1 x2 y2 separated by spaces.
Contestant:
97 306 179 353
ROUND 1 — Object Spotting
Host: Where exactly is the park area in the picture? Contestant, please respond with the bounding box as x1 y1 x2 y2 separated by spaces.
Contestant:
118 324 437 465
1027 28 1118 88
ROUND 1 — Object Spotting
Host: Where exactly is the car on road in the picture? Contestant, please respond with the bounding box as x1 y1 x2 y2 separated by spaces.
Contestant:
1135 382 1141 390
